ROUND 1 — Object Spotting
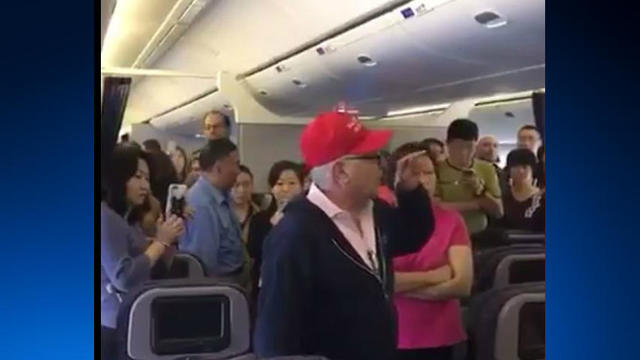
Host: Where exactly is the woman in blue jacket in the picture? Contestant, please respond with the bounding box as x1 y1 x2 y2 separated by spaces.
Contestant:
101 144 184 359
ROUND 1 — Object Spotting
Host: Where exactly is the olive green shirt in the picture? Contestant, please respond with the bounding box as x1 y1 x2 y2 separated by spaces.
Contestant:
436 159 502 234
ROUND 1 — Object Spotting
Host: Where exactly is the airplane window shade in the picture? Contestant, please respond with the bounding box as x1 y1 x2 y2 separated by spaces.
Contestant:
100 77 131 180
151 295 231 355
532 91 545 141
509 259 545 284
518 302 545 360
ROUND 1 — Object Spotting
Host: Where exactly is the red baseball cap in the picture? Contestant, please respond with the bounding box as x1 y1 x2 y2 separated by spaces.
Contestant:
300 111 392 168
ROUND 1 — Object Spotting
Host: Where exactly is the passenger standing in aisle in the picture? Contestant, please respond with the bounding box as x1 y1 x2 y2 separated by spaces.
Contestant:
254 110 435 360
179 139 248 288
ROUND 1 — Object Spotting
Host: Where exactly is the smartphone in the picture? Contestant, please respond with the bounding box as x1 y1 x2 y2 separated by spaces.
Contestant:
166 184 187 218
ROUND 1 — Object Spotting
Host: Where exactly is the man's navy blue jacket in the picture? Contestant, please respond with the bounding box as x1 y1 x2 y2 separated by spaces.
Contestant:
254 186 435 360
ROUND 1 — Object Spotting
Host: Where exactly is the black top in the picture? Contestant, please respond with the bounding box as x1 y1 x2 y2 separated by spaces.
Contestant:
501 190 545 232
253 186 434 360
246 206 276 301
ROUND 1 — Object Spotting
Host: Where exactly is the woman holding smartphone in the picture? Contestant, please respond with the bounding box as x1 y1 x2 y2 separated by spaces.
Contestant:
247 160 304 306
101 145 185 359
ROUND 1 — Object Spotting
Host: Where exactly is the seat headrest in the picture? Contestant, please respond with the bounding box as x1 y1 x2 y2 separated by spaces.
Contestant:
116 279 250 360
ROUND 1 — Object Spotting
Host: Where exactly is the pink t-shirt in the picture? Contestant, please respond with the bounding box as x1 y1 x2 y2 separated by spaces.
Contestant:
377 185 397 206
393 205 470 349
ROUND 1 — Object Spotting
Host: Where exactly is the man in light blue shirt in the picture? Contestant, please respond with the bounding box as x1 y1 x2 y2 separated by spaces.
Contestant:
180 138 245 282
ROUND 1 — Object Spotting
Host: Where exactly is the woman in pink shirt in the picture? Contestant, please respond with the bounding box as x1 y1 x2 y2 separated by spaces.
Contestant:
388 142 473 360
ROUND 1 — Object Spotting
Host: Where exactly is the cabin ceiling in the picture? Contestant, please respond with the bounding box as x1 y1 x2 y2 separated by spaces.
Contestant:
102 0 181 67
101 0 545 133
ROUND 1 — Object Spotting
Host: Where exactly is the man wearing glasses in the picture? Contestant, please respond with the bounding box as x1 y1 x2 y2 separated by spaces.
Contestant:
254 110 435 360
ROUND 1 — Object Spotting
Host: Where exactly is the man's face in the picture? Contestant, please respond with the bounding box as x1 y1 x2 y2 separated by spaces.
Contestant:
212 150 241 190
517 129 540 153
204 113 229 140
476 137 499 163
447 139 476 167
339 152 383 206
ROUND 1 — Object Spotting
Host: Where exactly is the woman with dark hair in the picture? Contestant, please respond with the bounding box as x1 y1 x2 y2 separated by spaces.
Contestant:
501 148 545 232
388 142 473 360
101 145 185 359
247 160 304 305
231 165 260 243
145 149 179 210
171 146 190 183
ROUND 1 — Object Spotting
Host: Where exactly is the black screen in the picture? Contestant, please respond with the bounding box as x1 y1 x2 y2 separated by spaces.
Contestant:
519 302 545 360
509 259 545 284
151 295 231 354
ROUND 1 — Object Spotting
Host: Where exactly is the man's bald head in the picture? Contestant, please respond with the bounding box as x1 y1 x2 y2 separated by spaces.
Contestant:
476 135 499 163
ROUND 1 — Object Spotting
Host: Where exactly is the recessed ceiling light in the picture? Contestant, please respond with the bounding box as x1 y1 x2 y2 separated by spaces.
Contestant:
474 10 508 28
292 79 307 88
357 54 377 67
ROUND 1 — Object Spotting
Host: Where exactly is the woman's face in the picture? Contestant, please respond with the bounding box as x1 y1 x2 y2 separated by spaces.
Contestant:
410 155 437 197
231 172 254 206
126 158 151 207
510 165 534 185
272 169 302 206
172 151 186 174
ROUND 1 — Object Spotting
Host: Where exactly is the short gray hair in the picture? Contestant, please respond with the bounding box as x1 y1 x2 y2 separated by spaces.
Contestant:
310 159 338 190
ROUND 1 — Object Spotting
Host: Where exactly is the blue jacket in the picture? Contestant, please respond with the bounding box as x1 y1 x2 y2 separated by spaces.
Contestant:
254 186 435 360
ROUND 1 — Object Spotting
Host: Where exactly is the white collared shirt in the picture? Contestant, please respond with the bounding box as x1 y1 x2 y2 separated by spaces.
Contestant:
306 183 378 270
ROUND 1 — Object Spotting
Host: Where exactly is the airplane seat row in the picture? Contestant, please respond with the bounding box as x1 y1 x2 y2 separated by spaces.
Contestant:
500 231 545 246
161 252 208 279
473 245 545 294
473 230 545 251
115 278 250 360
115 278 330 360
460 243 544 310
466 282 545 360
459 242 545 360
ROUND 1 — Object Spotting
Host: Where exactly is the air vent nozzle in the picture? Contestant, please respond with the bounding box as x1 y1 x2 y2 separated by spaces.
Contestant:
357 54 377 67
474 11 507 28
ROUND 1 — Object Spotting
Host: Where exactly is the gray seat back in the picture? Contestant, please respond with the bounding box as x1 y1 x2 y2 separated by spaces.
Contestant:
493 253 545 289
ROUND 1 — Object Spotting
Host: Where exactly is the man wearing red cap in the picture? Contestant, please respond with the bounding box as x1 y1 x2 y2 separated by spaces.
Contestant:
254 110 435 360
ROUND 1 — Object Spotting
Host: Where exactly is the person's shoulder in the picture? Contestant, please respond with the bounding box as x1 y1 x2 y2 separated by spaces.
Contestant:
101 202 121 223
435 205 465 224
269 199 320 240
474 159 496 172
263 209 316 258
436 159 452 171
101 202 128 233
185 181 207 204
